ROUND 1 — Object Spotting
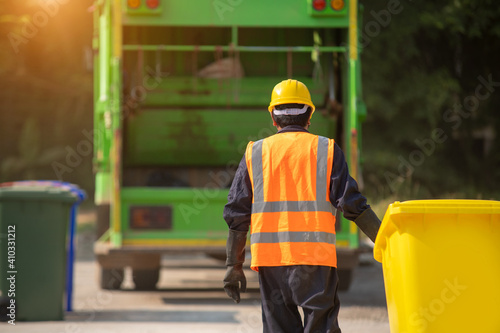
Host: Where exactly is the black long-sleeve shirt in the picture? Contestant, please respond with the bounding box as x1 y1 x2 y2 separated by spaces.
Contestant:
223 125 371 232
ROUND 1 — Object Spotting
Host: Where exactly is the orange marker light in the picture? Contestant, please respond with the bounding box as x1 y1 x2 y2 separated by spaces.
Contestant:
146 0 160 9
331 0 344 11
312 0 326 11
128 0 141 9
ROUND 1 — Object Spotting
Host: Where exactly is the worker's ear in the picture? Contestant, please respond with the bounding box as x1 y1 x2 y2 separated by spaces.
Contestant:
305 119 311 129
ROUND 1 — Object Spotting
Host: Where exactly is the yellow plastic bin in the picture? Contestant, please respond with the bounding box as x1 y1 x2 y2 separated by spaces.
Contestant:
374 200 500 333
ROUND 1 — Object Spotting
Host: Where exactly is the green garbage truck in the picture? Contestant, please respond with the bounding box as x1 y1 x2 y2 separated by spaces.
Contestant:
93 0 367 290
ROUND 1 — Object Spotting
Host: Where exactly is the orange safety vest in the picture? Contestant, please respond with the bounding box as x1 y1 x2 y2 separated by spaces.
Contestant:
245 131 337 271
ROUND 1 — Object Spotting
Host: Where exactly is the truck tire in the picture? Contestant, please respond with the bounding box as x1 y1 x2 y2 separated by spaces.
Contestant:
133 268 160 290
101 268 124 290
206 252 227 262
337 269 353 291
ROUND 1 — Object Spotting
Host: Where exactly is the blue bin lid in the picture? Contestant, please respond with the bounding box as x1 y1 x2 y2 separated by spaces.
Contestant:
0 181 86 203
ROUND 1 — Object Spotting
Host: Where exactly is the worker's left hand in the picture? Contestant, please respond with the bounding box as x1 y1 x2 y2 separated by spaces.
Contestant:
223 264 246 303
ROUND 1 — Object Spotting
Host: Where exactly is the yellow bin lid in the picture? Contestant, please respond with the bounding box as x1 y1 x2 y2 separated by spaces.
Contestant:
374 199 500 262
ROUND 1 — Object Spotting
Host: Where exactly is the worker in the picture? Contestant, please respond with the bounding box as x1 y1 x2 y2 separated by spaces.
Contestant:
223 79 381 333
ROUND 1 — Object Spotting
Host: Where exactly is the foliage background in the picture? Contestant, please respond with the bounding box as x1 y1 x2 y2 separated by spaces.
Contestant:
0 0 94 190
360 0 500 204
0 0 499 207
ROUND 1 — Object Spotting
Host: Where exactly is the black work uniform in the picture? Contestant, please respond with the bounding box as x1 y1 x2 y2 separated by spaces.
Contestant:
223 125 371 333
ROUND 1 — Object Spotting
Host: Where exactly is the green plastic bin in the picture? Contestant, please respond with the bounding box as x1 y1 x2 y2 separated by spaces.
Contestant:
0 185 78 321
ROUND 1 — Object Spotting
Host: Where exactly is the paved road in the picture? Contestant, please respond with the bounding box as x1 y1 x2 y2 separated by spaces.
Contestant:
3 231 389 333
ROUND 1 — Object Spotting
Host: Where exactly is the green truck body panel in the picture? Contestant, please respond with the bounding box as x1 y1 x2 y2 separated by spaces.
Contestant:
94 0 363 255
120 187 228 239
125 108 334 166
122 0 350 27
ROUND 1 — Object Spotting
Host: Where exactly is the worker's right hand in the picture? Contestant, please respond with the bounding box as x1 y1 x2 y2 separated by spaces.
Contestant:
223 264 246 303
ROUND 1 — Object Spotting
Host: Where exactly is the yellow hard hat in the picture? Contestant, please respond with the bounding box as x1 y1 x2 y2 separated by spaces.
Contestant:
268 79 315 114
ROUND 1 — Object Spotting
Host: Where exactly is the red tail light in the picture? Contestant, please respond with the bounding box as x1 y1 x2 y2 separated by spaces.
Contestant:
146 0 159 9
312 0 327 11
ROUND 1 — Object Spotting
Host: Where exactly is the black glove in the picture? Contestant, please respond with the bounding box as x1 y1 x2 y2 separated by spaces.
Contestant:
223 229 247 303
354 208 382 243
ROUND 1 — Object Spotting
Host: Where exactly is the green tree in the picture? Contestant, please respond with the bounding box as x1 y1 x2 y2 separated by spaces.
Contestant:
360 0 500 199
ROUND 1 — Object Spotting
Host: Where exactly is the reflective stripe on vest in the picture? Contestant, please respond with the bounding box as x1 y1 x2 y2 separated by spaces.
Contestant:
251 231 336 244
246 132 337 271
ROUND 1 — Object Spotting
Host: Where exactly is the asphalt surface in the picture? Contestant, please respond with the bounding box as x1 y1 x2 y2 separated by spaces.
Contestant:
2 230 390 333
